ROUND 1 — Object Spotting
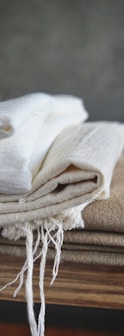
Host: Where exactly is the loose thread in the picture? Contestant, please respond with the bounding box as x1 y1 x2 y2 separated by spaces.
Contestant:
14 228 41 297
0 217 65 336
44 218 64 285
25 225 38 336
38 225 49 336
51 220 64 285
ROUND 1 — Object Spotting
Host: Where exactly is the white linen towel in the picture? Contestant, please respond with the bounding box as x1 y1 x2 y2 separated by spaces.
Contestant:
0 93 88 194
0 93 52 138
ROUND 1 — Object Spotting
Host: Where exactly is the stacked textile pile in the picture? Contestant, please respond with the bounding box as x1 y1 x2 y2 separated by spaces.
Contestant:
52 155 124 266
1 155 124 266
0 92 124 336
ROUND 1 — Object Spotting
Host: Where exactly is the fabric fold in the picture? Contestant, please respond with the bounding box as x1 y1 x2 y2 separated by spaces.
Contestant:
0 93 52 138
83 153 124 233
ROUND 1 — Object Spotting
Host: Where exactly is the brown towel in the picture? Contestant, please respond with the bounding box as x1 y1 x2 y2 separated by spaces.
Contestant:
83 154 124 233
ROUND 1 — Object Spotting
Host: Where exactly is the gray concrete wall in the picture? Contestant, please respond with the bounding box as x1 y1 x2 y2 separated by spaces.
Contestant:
0 0 124 121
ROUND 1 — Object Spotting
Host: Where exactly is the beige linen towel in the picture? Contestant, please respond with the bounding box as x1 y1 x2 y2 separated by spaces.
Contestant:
1 231 124 265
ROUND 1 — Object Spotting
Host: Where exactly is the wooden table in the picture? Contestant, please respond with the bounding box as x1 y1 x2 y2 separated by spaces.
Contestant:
0 324 123 336
0 253 124 310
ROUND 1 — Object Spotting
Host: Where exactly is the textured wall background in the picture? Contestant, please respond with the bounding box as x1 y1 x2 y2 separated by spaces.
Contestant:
0 0 124 121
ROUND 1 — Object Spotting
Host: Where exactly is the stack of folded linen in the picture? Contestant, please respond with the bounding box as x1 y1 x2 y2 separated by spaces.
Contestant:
1 149 124 267
0 92 124 336
48 155 124 267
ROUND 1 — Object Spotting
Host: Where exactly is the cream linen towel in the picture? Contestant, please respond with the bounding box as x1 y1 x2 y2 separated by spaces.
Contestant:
0 93 87 194
0 121 124 233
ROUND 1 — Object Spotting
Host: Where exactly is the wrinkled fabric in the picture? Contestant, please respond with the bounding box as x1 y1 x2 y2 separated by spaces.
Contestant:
0 122 124 235
0 93 87 194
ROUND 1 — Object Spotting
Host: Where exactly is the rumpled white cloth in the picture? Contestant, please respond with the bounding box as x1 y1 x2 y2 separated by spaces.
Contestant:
0 93 52 138
0 93 88 194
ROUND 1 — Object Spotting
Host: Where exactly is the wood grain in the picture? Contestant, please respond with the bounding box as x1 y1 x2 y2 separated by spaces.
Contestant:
0 325 123 336
0 253 124 309
0 324 30 336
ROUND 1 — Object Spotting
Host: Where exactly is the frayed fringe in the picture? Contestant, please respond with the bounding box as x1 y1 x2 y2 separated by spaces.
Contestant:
0 206 84 336
1 205 84 241
0 220 64 336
